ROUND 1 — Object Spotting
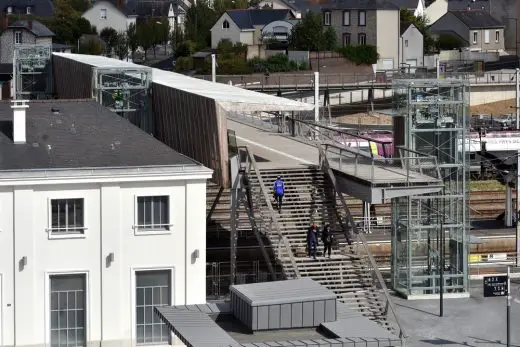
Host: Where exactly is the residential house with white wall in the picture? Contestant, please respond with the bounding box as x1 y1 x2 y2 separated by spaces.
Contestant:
429 10 505 52
0 99 212 347
0 20 54 64
82 0 137 33
322 1 400 70
256 0 302 18
400 23 423 71
210 9 295 57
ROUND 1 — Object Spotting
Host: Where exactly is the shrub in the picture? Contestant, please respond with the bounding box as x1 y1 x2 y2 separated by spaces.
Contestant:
336 45 379 65
247 53 307 73
175 56 193 71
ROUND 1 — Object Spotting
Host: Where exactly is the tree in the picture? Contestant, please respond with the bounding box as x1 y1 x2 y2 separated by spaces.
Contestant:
400 8 434 53
185 1 217 49
114 32 128 60
436 34 464 50
137 22 154 60
100 27 118 56
126 23 138 60
150 19 170 57
289 12 337 51
213 0 247 16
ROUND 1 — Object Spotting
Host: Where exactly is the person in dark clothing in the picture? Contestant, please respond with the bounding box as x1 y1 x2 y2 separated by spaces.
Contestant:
272 176 285 212
321 224 334 258
240 169 253 212
307 222 319 259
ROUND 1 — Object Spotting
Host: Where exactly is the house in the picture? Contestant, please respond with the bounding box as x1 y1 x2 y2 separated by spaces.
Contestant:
429 10 505 52
322 0 400 70
0 20 54 64
0 0 54 17
0 99 212 347
210 9 296 56
257 0 302 18
388 0 425 17
82 0 137 34
400 23 424 72
125 0 189 33
426 0 519 54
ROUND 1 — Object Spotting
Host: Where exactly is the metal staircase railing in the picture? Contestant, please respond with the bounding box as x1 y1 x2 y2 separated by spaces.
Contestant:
238 145 300 280
318 145 408 343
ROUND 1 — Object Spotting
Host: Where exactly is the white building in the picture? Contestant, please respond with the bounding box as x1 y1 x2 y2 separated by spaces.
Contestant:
0 100 212 347
82 0 137 33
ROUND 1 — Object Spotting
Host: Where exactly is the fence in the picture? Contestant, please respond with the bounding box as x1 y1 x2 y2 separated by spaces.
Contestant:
424 50 500 68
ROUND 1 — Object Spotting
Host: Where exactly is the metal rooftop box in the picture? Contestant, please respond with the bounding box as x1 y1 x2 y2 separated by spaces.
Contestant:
230 278 337 331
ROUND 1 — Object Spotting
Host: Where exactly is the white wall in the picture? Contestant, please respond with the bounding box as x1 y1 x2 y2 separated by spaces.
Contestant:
82 1 136 33
0 176 209 347
376 10 399 69
400 25 424 68
424 0 447 25
210 13 244 48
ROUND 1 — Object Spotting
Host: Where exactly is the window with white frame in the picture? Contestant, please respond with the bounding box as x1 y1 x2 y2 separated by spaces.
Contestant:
484 30 490 43
323 11 331 26
496 30 500 42
7 6 12 14
473 31 478 44
358 33 366 45
135 270 171 345
14 31 22 44
405 39 408 47
358 10 366 26
136 196 170 231
222 19 229 29
343 33 350 46
50 274 86 347
26 6 31 14
100 8 107 19
343 10 350 26
50 198 85 234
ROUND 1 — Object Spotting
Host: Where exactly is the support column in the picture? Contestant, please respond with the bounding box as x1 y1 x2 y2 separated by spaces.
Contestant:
211 54 216 83
506 183 513 227
314 71 319 123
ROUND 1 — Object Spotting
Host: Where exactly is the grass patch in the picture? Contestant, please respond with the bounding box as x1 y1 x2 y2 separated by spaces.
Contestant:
470 180 504 192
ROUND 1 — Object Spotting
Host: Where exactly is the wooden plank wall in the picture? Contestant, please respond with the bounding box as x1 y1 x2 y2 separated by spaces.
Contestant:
52 56 93 99
152 83 229 187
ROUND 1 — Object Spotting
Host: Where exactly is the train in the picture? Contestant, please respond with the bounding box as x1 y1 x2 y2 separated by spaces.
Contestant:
334 129 520 179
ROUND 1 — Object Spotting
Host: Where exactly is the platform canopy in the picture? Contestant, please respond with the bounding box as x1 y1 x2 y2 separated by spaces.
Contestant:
52 53 314 112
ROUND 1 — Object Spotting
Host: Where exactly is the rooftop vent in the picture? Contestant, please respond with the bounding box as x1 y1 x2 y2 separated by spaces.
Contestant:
11 100 29 144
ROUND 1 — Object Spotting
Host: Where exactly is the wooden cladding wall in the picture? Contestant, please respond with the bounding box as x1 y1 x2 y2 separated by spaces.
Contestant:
152 83 229 187
52 56 93 99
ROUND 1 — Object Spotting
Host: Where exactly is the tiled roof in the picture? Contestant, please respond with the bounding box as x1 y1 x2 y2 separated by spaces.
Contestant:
321 0 399 10
450 10 504 29
227 9 293 29
9 20 54 37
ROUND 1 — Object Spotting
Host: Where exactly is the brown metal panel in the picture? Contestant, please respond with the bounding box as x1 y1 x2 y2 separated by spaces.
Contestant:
392 115 405 157
151 83 228 187
52 55 93 99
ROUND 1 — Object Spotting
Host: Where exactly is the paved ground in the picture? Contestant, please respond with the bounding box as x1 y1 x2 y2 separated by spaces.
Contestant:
388 279 520 346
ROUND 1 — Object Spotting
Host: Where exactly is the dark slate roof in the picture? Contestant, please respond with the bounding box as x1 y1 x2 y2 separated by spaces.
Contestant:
0 63 12 74
448 0 490 11
388 0 419 9
123 0 187 17
227 9 293 29
0 0 54 16
450 10 504 29
8 20 54 37
321 0 399 10
0 100 201 171
400 22 413 35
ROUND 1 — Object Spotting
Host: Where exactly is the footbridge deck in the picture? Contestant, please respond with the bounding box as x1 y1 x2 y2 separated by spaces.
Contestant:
228 117 443 202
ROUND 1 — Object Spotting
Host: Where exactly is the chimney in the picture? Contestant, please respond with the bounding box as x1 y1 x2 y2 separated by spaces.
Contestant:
11 100 29 144
117 0 123 9
2 16 7 30
28 20 32 30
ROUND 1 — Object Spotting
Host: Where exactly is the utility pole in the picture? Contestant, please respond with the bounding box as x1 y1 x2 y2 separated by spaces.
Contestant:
507 266 511 347
314 71 319 123
439 219 444 317
211 54 216 83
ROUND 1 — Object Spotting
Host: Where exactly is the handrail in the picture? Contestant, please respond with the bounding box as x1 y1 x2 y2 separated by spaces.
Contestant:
239 145 300 279
206 186 224 223
318 145 408 342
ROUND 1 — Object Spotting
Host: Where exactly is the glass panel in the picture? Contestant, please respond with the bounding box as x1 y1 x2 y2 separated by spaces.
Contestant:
152 325 163 342
51 200 59 228
152 287 161 305
67 292 76 310
160 197 169 227
77 310 85 328
136 288 144 305
51 330 60 347
67 311 76 327
144 288 152 305
144 325 153 343
51 292 59 310
137 198 145 226
76 291 84 309
160 286 169 304
58 293 68 310
67 329 76 345
74 199 84 228
59 330 67 346
59 312 67 328
58 200 66 229
51 311 59 329
144 306 152 323
136 307 144 324
136 325 145 343
136 271 170 287
144 197 152 226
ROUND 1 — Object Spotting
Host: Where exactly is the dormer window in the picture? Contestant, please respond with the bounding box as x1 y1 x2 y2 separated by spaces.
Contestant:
26 6 31 14
14 31 22 44
7 6 12 14
222 20 229 29
100 8 107 19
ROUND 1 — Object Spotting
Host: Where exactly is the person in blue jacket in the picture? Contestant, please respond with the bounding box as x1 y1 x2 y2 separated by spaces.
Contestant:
272 176 285 212
307 222 319 260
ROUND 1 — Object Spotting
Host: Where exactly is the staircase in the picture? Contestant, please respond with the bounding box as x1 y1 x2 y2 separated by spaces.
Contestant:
247 167 389 327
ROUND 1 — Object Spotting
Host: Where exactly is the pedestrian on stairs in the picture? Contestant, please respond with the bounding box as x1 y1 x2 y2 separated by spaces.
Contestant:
307 222 319 260
321 224 334 258
272 176 285 212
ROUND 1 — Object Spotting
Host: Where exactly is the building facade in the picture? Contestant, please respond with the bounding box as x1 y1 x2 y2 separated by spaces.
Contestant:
0 100 212 347
400 23 423 71
82 0 137 34
323 3 400 70
0 20 54 64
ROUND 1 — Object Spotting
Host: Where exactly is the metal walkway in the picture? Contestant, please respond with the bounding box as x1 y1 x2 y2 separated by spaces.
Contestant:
228 116 443 202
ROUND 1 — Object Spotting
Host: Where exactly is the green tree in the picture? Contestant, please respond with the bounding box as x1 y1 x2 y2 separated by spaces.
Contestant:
100 27 118 55
213 0 247 16
185 0 217 48
79 36 104 55
70 0 90 13
114 32 128 60
137 22 153 60
400 8 434 53
436 34 464 50
175 40 196 58
151 19 170 57
289 12 337 51
126 23 138 59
